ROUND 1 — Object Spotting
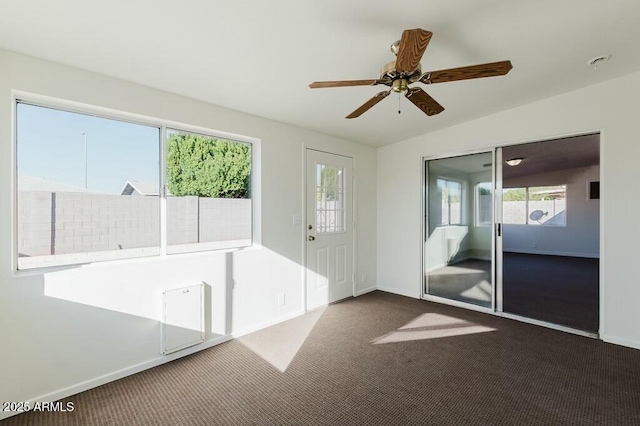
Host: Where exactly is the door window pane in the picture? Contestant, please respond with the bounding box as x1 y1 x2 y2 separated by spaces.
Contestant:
315 164 345 234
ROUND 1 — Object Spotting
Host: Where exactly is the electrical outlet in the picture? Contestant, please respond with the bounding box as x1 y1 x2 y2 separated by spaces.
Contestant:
277 294 286 307
532 242 537 248
292 214 302 226
361 273 366 283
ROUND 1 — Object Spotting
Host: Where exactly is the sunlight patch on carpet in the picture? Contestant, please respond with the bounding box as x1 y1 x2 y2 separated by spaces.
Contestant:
238 306 327 372
372 312 496 344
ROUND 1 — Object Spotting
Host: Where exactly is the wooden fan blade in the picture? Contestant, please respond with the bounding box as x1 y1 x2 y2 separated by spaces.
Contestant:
395 29 433 75
420 60 513 84
346 90 391 119
405 87 444 116
309 79 379 89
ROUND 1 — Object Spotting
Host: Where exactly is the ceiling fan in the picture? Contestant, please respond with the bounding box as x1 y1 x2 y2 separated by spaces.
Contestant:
309 28 513 119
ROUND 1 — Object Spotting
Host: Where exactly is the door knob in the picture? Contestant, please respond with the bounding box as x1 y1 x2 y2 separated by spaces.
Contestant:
308 235 315 241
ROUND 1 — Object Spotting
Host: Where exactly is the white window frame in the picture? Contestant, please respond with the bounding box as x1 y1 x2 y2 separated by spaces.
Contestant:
475 182 493 227
503 185 567 227
11 91 261 272
436 177 463 226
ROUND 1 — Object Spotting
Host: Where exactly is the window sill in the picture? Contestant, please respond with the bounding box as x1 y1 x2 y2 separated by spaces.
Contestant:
12 241 259 277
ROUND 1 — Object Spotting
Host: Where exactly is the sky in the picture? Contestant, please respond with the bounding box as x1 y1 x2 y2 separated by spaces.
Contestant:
17 103 160 194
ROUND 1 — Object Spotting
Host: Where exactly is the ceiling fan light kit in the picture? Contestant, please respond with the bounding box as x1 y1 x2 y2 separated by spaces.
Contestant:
309 28 513 119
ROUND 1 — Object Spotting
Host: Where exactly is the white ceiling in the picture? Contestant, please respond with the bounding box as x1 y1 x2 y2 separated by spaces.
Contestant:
1 1 639 147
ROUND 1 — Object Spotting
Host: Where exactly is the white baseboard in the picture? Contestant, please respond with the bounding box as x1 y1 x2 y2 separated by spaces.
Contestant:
1 310 309 422
0 334 232 421
355 286 376 296
426 263 446 273
504 248 599 258
377 286 420 299
601 334 640 351
231 309 306 339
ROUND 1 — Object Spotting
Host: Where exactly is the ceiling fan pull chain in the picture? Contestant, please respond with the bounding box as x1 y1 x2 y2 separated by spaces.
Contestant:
398 92 401 114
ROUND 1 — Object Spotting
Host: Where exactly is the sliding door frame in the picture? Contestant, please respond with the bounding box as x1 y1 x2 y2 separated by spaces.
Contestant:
420 130 602 339
495 147 504 312
420 148 496 314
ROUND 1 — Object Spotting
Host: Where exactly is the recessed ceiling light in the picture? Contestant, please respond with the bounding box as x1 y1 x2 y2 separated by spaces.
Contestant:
588 55 611 67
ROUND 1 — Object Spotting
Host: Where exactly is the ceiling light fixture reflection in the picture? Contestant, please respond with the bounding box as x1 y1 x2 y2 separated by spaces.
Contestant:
505 158 523 166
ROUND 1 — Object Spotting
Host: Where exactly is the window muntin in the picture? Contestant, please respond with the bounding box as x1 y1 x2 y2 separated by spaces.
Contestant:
437 178 462 225
503 185 566 226
165 129 252 254
315 164 345 234
15 100 256 270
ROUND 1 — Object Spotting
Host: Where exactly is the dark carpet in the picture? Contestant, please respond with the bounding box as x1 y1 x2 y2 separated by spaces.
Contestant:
503 253 599 332
3 291 637 426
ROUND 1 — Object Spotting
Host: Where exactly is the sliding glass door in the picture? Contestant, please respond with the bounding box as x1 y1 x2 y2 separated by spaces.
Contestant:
424 152 495 309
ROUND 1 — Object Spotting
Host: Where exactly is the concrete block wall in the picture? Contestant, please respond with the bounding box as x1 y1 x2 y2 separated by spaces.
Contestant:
166 196 199 245
198 198 251 242
18 191 251 258
17 191 53 256
18 191 160 257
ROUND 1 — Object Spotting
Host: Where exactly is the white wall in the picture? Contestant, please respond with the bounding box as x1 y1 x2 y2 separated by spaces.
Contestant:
503 165 600 257
0 49 377 416
378 70 640 349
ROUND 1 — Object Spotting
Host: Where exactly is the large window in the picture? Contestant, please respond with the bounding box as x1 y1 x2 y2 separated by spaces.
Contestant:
503 185 566 226
437 178 462 225
15 100 254 270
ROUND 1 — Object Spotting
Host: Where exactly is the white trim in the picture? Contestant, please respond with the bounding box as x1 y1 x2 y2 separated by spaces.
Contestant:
301 144 308 313
10 94 19 273
303 148 357 308
496 312 598 338
231 309 306 339
602 334 640 351
598 129 605 340
420 156 426 298
12 91 260 146
495 147 504 312
0 306 308 421
0 335 232 421
378 286 420 299
503 249 599 258
355 286 376 296
496 129 603 337
416 129 604 341
421 294 494 314
11 90 262 272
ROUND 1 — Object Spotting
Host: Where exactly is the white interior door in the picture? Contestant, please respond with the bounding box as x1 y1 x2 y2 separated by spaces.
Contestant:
306 149 354 310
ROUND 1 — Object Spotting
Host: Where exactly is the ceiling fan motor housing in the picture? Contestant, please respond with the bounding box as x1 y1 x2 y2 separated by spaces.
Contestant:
380 60 423 92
